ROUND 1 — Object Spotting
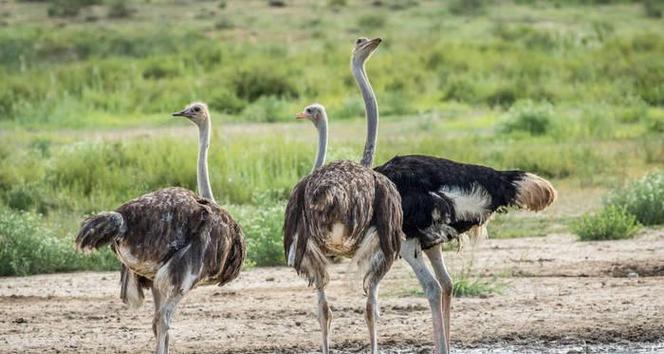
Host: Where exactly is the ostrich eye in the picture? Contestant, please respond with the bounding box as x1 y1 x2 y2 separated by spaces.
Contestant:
193 106 201 112
356 38 364 45
306 108 312 114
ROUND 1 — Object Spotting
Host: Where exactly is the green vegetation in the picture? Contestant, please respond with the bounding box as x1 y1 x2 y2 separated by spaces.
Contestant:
0 0 662 275
572 205 641 241
0 207 117 276
452 275 499 298
572 170 662 241
607 171 664 226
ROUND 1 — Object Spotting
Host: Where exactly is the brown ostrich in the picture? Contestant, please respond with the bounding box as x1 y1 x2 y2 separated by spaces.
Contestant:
75 102 246 354
283 38 404 354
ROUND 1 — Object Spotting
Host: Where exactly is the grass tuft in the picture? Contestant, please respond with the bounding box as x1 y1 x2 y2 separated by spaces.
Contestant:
572 205 641 241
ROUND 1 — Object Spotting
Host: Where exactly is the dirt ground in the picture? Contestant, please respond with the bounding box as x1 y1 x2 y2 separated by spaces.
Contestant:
1 231 663 354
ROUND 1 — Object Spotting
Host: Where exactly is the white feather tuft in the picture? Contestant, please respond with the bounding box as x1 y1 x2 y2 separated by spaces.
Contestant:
438 183 492 223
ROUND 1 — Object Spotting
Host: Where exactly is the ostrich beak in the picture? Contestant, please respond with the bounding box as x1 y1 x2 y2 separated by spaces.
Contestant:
363 37 382 50
172 110 188 117
295 112 310 120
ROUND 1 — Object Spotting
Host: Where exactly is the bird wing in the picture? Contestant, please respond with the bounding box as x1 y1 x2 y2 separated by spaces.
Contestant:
115 187 208 276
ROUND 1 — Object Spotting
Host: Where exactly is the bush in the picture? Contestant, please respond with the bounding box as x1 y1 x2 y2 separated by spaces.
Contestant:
607 171 664 226
643 0 663 19
572 205 641 241
500 100 553 136
47 0 101 17
327 0 346 7
241 96 290 122
232 68 298 102
268 0 286 7
357 15 386 29
449 0 486 15
107 0 132 18
235 194 286 267
0 207 117 276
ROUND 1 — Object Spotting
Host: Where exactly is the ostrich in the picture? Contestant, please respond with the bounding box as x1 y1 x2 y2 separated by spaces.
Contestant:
283 38 404 354
75 102 246 354
333 40 555 353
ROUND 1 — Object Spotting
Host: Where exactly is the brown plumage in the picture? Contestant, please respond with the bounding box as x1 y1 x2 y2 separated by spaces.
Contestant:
75 102 245 354
284 38 403 354
284 160 402 289
77 187 245 292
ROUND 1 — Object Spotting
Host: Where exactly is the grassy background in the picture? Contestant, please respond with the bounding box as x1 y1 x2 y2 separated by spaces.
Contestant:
0 0 662 275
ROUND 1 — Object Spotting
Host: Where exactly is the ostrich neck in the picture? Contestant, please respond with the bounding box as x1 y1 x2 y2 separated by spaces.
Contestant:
312 116 328 172
352 62 378 168
197 120 215 203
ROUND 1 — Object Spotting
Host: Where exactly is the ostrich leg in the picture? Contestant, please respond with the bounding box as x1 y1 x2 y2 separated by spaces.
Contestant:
153 290 183 354
424 245 453 351
363 260 389 354
316 288 332 354
151 287 162 339
401 239 447 354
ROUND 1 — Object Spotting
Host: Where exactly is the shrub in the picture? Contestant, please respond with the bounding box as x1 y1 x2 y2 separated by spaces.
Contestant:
232 68 298 102
241 96 290 123
357 15 386 29
643 0 663 19
235 194 286 267
607 171 664 225
0 207 117 276
47 0 101 17
268 0 286 7
500 100 553 136
214 16 234 30
327 0 346 7
572 205 641 241
449 0 486 15
107 0 132 18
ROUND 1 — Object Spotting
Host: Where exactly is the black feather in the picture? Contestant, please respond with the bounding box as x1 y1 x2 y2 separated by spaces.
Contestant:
375 155 528 248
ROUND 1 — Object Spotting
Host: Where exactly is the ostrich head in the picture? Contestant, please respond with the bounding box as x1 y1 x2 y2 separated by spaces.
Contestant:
172 102 210 126
351 37 382 66
296 103 327 128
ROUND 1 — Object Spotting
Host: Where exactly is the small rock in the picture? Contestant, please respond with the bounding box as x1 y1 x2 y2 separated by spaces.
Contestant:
627 272 639 278
12 318 27 324
265 277 275 282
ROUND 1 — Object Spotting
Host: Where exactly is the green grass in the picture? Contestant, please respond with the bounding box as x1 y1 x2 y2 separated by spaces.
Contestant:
572 205 641 241
0 0 663 275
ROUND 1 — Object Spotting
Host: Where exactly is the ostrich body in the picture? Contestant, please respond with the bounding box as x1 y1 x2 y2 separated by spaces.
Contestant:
75 103 246 354
298 39 558 353
374 155 557 353
283 38 404 354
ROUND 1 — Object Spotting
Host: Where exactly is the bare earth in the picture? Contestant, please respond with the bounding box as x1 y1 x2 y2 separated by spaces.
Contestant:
1 231 663 354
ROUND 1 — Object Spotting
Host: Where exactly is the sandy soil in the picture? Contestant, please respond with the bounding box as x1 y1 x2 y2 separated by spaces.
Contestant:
1 231 663 354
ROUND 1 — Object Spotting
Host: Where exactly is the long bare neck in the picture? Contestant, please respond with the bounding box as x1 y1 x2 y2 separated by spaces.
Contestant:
197 119 215 203
352 60 378 168
312 115 328 172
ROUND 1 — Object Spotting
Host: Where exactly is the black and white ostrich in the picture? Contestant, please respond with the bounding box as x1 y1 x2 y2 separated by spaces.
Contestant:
75 102 246 354
283 38 404 354
374 156 556 353
298 38 558 353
